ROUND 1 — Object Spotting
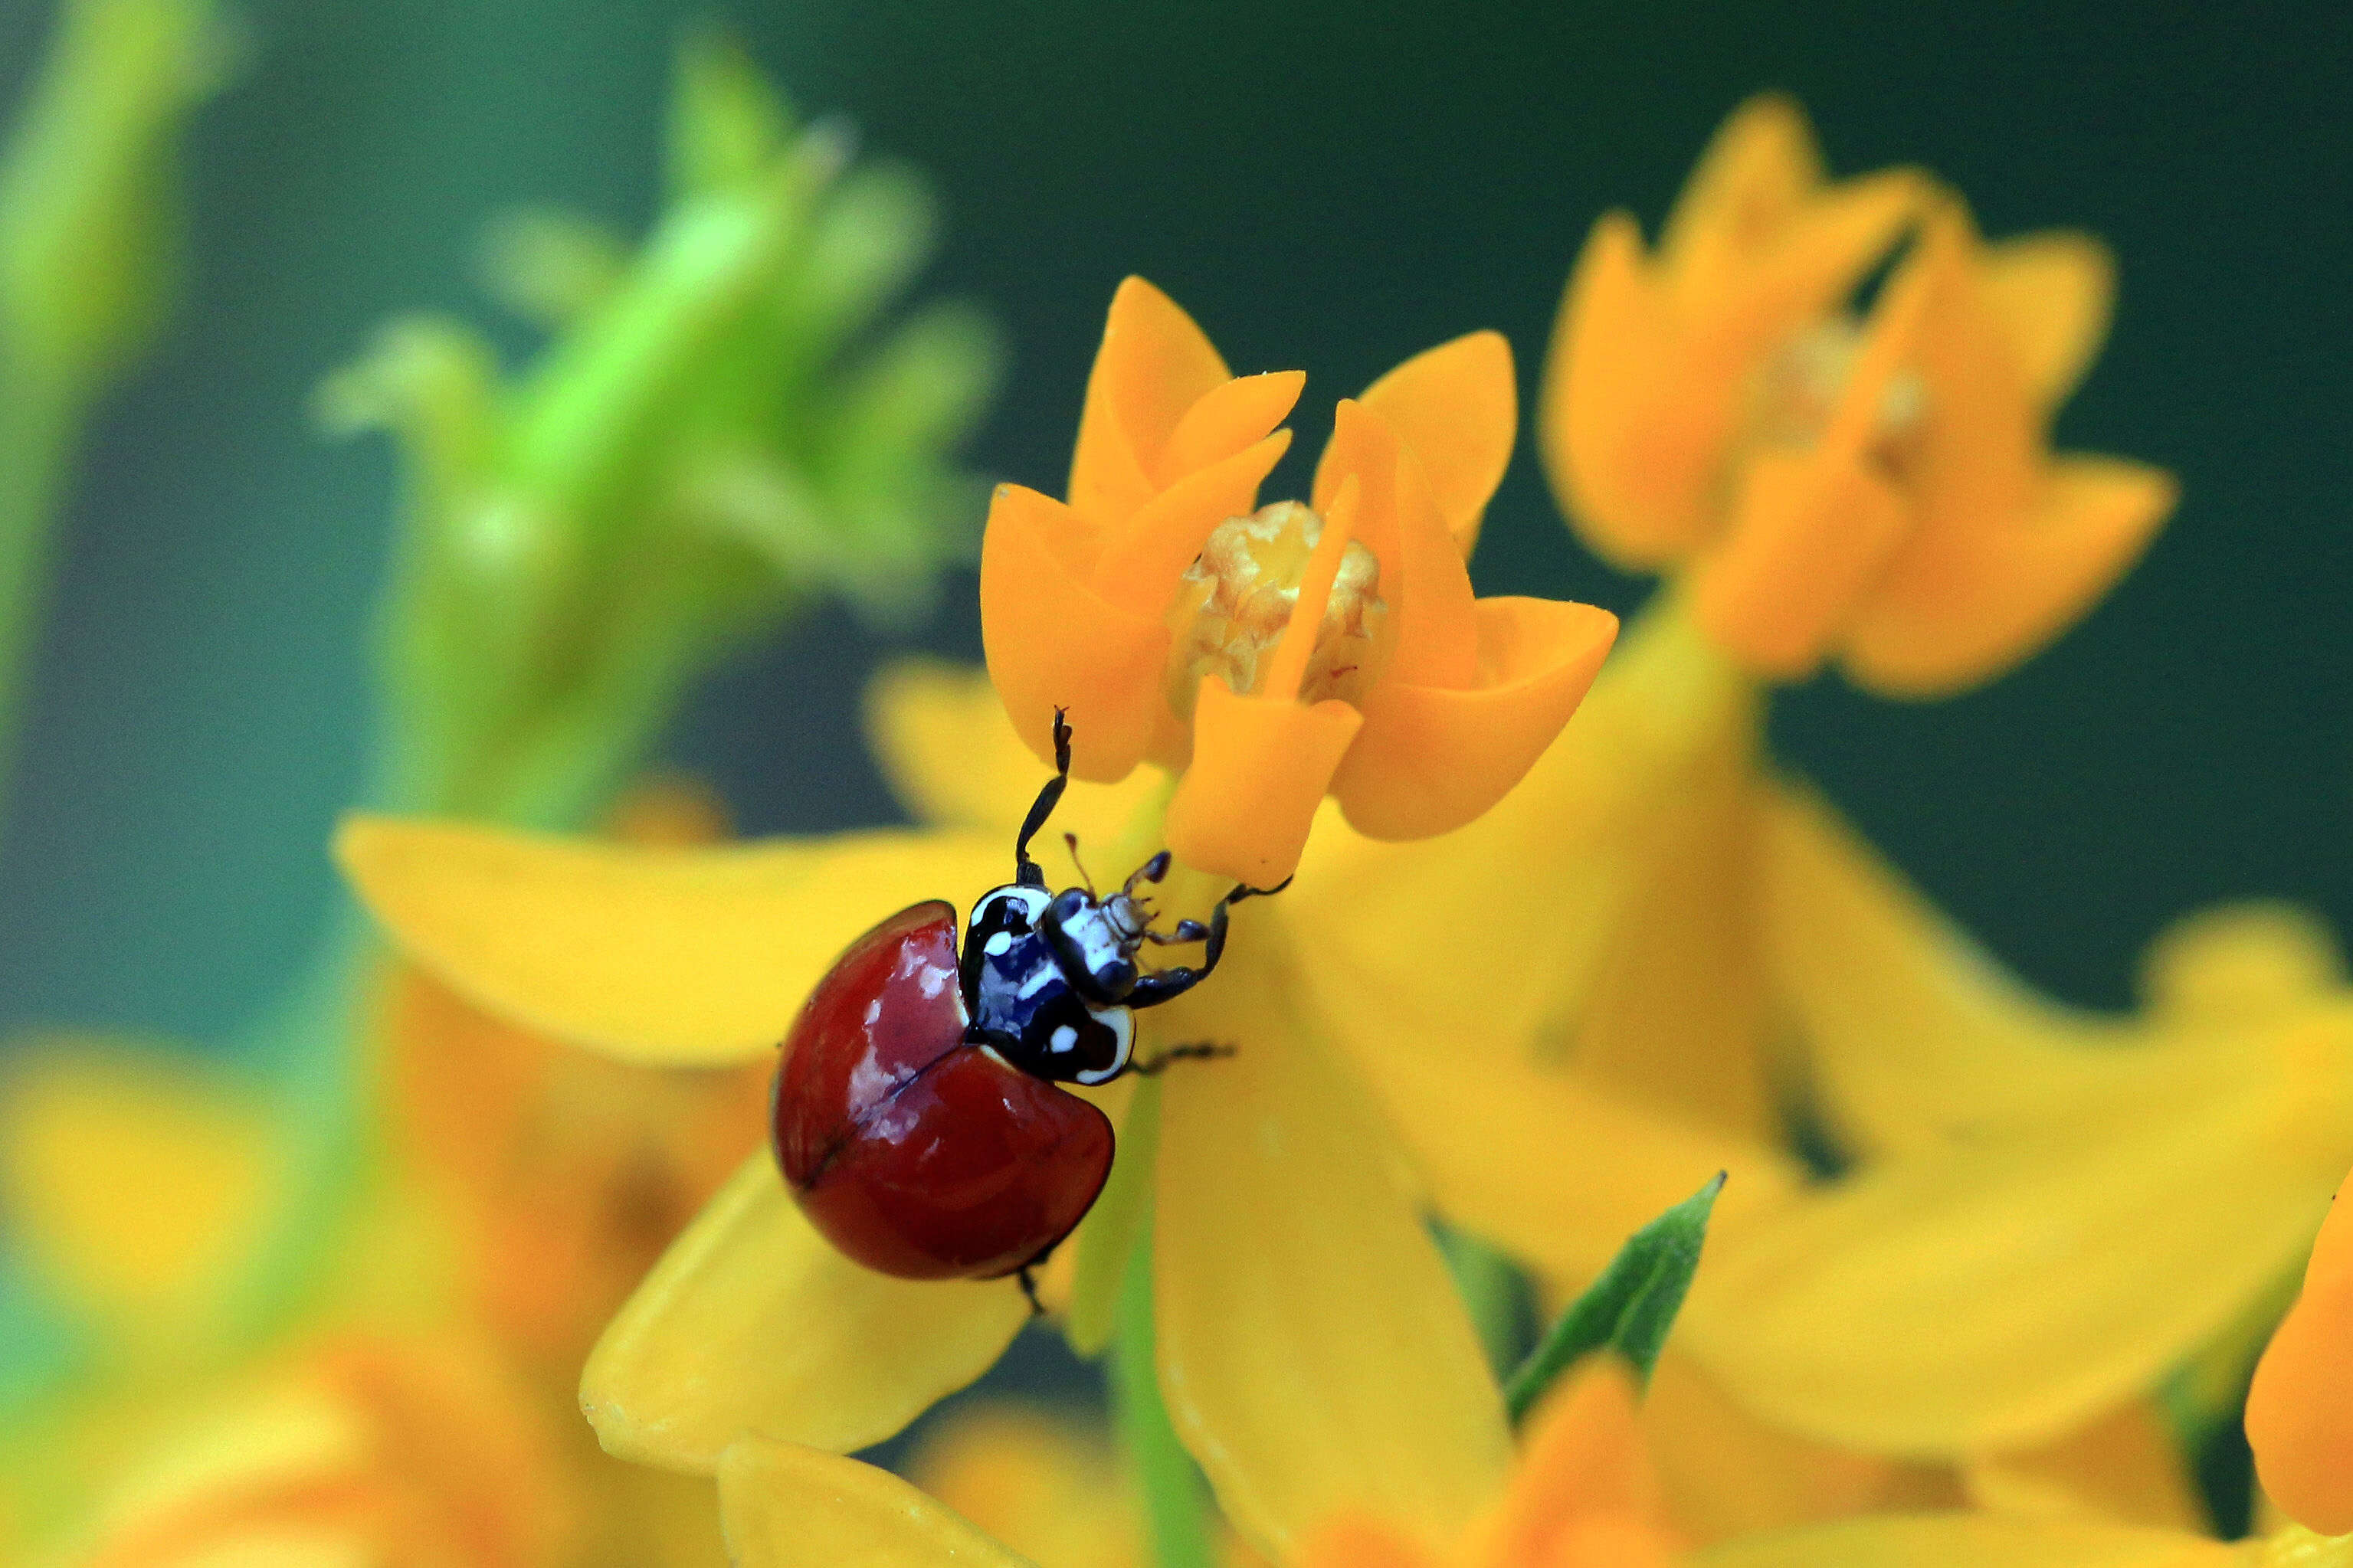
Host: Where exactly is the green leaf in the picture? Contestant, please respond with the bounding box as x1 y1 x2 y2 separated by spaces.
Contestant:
1503 1173 1724 1423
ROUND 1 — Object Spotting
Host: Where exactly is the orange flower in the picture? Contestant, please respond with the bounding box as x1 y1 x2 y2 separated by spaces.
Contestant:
62 1335 571 1568
2246 1176 2353 1537
1541 95 2174 696
1293 1357 1683 1568
982 277 1618 884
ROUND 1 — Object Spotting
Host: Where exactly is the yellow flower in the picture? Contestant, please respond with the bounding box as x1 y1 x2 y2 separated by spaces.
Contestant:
1670 827 2353 1459
1540 94 2174 696
703 1357 2244 1567
337 660 1554 1556
982 277 1618 884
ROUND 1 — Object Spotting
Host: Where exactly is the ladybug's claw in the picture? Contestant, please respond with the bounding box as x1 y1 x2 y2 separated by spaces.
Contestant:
1124 875 1291 1009
1014 708 1075 889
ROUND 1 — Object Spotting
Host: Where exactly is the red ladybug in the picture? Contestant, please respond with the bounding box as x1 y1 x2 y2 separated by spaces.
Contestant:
772 712 1276 1304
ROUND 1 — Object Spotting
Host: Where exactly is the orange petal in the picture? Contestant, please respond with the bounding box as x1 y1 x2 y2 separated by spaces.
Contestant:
1292 1518 1440 1568
1886 205 2043 547
1069 277 1233 526
1163 677 1362 887
1158 370 1305 488
2247 1180 2353 1537
979 482 1172 781
1658 94 1826 304
1540 213 1709 568
1089 431 1293 618
1486 1358 1673 1559
1690 448 1911 681
1841 454 2176 699
1330 597 1617 841
1317 399 1480 689
1344 331 1516 554
1981 231 2115 412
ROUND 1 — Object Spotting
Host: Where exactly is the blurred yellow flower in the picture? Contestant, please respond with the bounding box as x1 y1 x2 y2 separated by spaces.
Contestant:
984 277 1617 883
50 1334 572 1568
336 660 1535 1556
1540 93 2174 696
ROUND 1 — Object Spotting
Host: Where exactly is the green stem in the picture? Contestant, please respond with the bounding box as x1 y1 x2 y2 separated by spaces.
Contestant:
1112 1223 1216 1568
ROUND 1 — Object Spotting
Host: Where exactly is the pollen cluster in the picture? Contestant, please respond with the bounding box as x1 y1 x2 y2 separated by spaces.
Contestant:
1160 500 1388 724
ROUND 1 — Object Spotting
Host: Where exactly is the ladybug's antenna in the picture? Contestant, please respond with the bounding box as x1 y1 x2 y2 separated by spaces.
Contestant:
1014 709 1074 889
1063 833 1096 895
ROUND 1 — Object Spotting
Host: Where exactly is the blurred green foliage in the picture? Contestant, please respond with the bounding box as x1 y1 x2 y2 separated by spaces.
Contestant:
320 30 998 828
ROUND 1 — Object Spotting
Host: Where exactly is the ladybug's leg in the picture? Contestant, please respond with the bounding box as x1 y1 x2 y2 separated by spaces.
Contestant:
1014 709 1075 889
1124 875 1294 1007
1015 1265 1047 1318
1130 1041 1234 1075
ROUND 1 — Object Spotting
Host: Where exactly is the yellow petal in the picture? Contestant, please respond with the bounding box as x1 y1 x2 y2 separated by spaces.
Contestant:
1642 1353 1963 1547
1692 447 1911 681
1966 1399 2207 1534
0 1037 278 1326
1679 1025 2348 1453
719 1437 1036 1567
337 815 1010 1066
1693 1515 2243 1568
1981 231 2115 411
1330 597 1617 843
1070 276 1234 527
1292 1518 1440 1568
582 1153 1029 1471
1296 594 1764 1142
1758 782 2147 1157
1152 918 1510 1557
980 482 1172 782
1843 453 2177 699
903 1404 1135 1568
1349 331 1516 554
865 658 1166 875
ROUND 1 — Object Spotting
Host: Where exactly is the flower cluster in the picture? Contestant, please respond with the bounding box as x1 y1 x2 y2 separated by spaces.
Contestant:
3 28 2341 1568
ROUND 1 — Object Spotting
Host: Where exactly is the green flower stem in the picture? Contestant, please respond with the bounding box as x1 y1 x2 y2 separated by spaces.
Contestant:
1113 1223 1217 1568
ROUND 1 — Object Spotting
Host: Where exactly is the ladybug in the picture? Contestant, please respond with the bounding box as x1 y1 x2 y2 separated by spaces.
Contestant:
771 711 1278 1306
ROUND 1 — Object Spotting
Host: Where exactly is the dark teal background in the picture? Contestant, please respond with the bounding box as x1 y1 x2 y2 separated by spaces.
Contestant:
0 0 2346 1047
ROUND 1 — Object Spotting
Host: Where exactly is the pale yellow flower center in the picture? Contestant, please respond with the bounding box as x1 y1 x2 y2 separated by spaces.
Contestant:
1748 315 1925 457
1162 499 1389 722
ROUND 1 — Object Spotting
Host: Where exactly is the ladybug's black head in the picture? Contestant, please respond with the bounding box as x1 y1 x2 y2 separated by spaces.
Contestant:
962 708 1281 1086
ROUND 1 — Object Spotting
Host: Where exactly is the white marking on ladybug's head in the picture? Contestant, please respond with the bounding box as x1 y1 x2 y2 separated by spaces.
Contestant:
1050 1024 1078 1054
1057 902 1131 979
984 931 1014 957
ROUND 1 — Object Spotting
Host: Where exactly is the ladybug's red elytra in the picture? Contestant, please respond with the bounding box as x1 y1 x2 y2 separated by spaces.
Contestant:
772 711 1280 1308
